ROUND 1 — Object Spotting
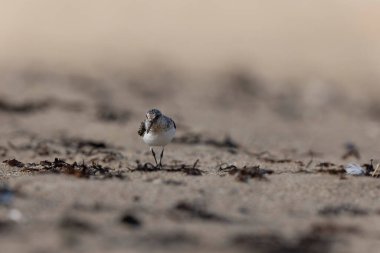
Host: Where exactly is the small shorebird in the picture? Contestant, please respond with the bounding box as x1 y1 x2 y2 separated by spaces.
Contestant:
138 109 176 168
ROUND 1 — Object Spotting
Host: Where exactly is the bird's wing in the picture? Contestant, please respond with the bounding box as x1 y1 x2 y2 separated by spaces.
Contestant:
172 119 176 129
138 121 146 136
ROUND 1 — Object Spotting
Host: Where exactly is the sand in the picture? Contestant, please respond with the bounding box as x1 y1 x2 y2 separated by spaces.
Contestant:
1 1 380 252
0 70 380 253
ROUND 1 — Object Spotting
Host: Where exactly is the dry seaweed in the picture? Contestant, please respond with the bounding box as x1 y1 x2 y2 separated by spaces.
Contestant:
234 166 273 182
316 162 336 168
248 151 304 165
218 164 239 172
132 159 204 176
166 160 203 176
133 161 161 172
260 157 304 166
260 158 292 163
20 158 126 180
219 164 273 182
362 160 375 176
3 159 24 168
315 162 345 175
316 167 345 175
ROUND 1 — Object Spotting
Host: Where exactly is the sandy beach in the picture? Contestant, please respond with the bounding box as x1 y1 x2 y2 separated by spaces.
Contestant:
1 1 380 253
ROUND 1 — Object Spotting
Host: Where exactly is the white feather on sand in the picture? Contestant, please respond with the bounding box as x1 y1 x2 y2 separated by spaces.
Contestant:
345 163 366 176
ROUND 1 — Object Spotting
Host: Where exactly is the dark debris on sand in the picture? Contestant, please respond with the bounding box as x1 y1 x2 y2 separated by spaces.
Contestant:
251 151 305 165
361 160 376 176
171 201 229 222
260 157 304 166
0 99 52 114
120 213 142 228
60 137 108 153
319 204 369 217
136 231 198 248
240 150 306 166
315 162 345 175
173 133 239 150
3 158 126 180
219 164 273 182
59 216 96 233
3 159 25 168
132 159 204 176
96 104 131 123
166 160 203 176
133 161 160 172
231 222 360 253
162 179 186 186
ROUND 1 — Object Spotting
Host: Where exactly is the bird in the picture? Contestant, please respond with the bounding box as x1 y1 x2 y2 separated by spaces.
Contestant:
138 109 176 168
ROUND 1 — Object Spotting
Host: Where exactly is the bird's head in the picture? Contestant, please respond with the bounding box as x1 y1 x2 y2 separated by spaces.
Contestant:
146 109 162 122
145 109 162 133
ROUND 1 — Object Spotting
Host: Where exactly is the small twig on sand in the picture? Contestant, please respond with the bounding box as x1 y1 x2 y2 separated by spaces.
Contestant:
372 163 380 178
192 159 199 169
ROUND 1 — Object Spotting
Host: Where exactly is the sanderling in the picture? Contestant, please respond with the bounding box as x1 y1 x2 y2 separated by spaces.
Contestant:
138 109 176 168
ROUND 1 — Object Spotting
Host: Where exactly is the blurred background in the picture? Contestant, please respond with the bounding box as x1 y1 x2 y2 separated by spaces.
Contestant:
1 1 380 89
0 0 380 155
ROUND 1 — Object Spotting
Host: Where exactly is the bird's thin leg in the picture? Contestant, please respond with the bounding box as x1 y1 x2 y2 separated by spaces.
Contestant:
159 147 165 168
150 147 158 167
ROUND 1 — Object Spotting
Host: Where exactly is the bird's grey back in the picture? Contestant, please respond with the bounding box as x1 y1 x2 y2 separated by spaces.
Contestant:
145 115 175 134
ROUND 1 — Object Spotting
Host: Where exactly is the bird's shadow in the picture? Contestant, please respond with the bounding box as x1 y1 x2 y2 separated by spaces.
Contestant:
130 159 204 176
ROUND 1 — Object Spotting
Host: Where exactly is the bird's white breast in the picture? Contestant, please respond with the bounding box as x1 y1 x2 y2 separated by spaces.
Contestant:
143 127 176 147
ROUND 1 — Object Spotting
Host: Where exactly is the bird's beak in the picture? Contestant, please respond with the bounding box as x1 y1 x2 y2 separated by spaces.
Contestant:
146 121 153 133
146 115 159 133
